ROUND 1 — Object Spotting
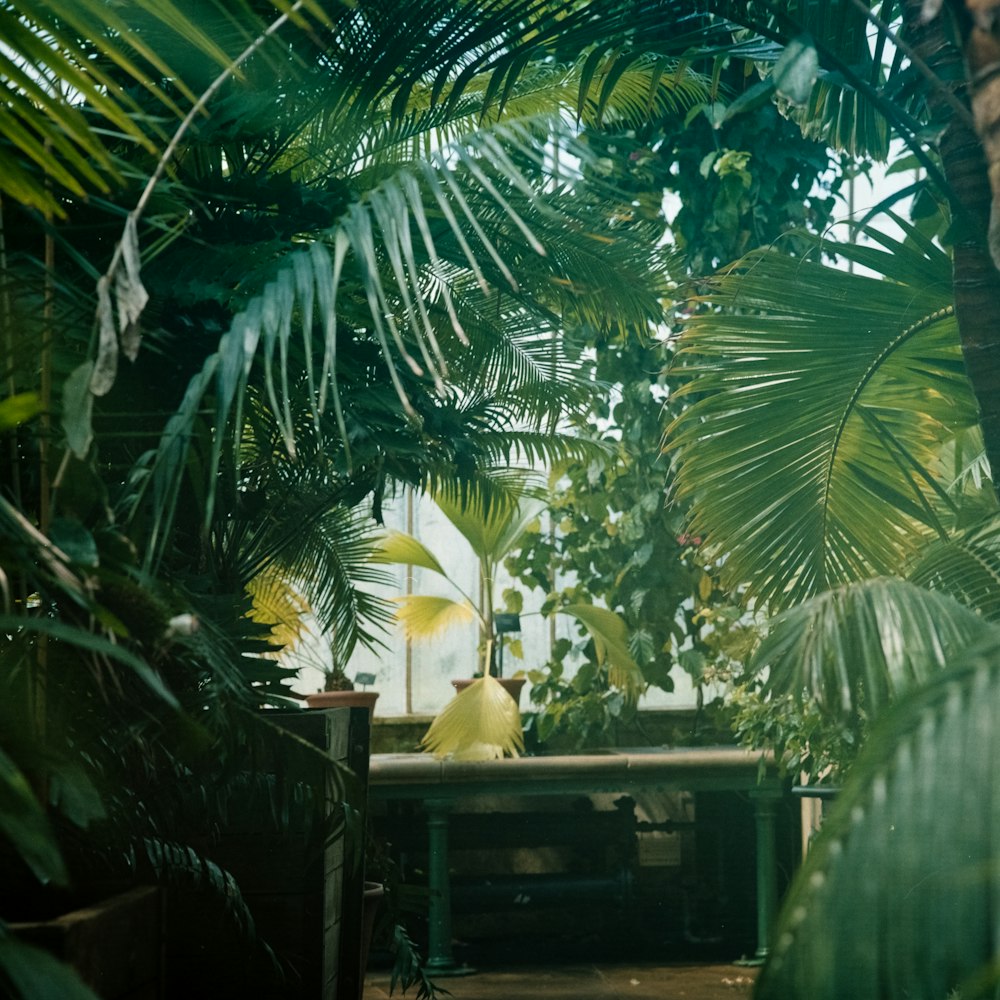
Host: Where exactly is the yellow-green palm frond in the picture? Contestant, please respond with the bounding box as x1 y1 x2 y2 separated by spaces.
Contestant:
433 475 547 564
392 595 477 641
374 531 448 577
420 675 524 760
245 569 312 655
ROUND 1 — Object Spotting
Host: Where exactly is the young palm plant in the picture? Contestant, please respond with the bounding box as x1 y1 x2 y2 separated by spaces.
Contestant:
377 475 643 759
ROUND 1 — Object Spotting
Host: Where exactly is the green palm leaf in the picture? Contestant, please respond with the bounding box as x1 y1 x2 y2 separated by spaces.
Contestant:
0 0 299 215
143 118 665 561
754 577 995 718
909 515 1000 621
757 638 1000 1000
434 479 547 566
667 224 977 609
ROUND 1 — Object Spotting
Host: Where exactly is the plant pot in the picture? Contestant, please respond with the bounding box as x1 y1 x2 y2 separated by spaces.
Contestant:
304 690 379 716
451 676 526 706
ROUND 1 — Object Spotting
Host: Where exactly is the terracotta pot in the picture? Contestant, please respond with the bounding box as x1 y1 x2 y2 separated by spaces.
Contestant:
451 676 526 706
304 690 379 716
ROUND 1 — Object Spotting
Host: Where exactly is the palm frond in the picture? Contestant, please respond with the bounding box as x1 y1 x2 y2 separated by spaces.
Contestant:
141 117 664 564
667 223 977 609
237 487 395 667
433 477 547 564
778 0 899 160
757 638 1000 1000
419 675 524 761
0 0 299 215
909 515 1000 621
392 595 477 641
374 532 448 577
346 56 708 170
444 430 613 475
753 577 997 718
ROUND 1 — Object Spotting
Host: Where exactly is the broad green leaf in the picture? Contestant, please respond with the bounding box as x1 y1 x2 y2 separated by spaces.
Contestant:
47 762 105 830
48 519 98 569
0 937 100 1000
420 675 524 760
561 603 643 696
61 364 95 458
0 746 68 887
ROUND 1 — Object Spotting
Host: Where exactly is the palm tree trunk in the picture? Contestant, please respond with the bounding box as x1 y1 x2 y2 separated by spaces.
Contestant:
903 0 1000 495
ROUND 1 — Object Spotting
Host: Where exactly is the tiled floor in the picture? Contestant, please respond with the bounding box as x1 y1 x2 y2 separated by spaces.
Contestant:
364 962 758 999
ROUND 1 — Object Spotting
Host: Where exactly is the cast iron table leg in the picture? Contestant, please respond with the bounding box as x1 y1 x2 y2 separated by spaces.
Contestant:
737 786 782 965
424 798 474 976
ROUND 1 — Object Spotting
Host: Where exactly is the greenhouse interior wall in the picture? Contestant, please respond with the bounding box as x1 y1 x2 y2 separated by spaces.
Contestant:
290 489 725 721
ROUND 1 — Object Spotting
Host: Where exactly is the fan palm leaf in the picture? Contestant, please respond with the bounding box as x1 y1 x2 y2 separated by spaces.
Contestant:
392 595 478 640
667 223 978 609
756 635 1000 1000
434 479 548 566
419 674 525 761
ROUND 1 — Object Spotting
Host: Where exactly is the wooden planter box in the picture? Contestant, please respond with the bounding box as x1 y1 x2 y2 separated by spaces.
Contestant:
166 705 371 1000
10 885 163 999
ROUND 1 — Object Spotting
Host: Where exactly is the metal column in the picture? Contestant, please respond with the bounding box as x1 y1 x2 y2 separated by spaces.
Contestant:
748 787 781 963
423 798 473 976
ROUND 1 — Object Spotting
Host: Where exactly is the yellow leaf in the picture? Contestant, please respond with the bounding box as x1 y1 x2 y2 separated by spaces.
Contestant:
373 530 448 576
420 675 524 760
561 603 644 697
393 595 475 640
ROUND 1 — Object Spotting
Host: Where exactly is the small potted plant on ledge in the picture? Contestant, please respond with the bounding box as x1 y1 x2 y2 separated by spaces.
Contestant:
304 664 380 714
244 538 390 717
376 475 642 760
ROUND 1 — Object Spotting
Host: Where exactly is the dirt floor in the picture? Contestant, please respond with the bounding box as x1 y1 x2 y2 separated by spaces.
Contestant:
364 962 758 1000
